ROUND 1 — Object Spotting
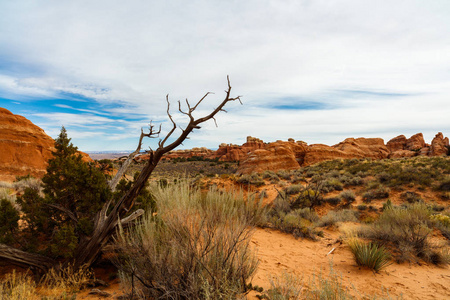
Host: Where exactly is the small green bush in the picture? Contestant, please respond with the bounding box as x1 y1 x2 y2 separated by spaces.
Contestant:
318 210 358 227
438 177 450 191
111 181 262 299
237 173 265 186
340 190 356 203
362 186 390 203
276 170 292 180
401 191 422 204
361 203 448 264
325 197 341 205
347 238 392 272
285 184 303 195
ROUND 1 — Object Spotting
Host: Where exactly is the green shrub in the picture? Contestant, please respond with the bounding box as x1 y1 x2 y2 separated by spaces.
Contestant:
263 271 303 299
0 198 20 244
285 184 303 195
401 191 422 204
318 210 358 227
439 177 450 191
237 173 265 186
262 170 280 182
339 190 356 203
347 238 392 272
361 203 446 264
325 197 341 205
111 181 262 299
357 204 367 211
323 178 344 192
276 170 292 180
362 186 390 203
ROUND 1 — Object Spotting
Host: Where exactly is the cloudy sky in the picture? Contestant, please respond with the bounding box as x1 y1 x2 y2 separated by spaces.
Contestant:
1 0 449 151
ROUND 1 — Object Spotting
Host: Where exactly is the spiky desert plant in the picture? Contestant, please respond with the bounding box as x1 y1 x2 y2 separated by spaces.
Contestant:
347 238 392 272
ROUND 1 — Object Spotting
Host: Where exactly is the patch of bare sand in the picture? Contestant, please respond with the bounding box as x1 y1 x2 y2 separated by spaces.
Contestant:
248 227 450 300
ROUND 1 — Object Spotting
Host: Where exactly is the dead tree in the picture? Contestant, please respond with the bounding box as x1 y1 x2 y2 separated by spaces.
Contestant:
0 77 242 272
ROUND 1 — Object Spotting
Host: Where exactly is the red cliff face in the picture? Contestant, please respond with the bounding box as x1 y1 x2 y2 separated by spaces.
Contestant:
0 108 92 182
0 108 55 181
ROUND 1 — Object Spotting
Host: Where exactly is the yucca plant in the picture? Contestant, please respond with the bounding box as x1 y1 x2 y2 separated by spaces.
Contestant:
347 238 392 272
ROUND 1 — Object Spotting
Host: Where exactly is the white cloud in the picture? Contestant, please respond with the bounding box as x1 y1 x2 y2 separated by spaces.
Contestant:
1 0 450 150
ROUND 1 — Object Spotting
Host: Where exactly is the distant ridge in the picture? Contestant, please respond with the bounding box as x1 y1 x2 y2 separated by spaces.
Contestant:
0 107 448 179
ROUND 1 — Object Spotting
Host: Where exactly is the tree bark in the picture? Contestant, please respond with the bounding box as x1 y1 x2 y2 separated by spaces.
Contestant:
0 244 56 274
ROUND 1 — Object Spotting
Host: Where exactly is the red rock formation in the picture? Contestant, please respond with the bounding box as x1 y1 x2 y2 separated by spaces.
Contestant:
216 136 265 161
406 133 426 151
236 140 306 175
0 108 93 181
0 108 55 181
429 132 449 156
333 138 389 159
389 150 416 159
386 135 407 152
302 144 354 166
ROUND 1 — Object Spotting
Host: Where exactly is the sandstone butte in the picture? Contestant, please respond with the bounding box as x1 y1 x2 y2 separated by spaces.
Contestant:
0 108 92 182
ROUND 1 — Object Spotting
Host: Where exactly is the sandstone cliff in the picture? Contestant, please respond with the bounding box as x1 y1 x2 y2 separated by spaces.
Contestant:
0 108 92 182
0 108 55 181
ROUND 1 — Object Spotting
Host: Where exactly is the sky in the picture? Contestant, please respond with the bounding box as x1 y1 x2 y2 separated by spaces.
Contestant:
1 0 449 152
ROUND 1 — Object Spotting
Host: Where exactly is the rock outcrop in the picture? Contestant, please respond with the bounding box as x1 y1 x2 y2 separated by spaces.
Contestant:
406 133 426 151
386 135 407 152
237 133 448 174
238 137 390 174
215 136 265 161
429 132 449 156
236 141 307 174
0 108 55 181
0 108 93 181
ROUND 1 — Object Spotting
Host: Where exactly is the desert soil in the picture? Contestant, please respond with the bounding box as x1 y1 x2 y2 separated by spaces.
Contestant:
77 226 450 299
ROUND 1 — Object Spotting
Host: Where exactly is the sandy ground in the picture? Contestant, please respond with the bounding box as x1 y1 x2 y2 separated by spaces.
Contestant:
76 226 450 299
248 228 450 300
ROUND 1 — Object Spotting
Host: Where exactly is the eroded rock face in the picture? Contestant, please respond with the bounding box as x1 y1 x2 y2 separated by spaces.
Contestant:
389 150 417 159
238 137 390 174
406 133 426 151
333 138 389 159
216 136 265 161
429 132 449 156
386 135 407 152
0 108 55 182
236 141 306 175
